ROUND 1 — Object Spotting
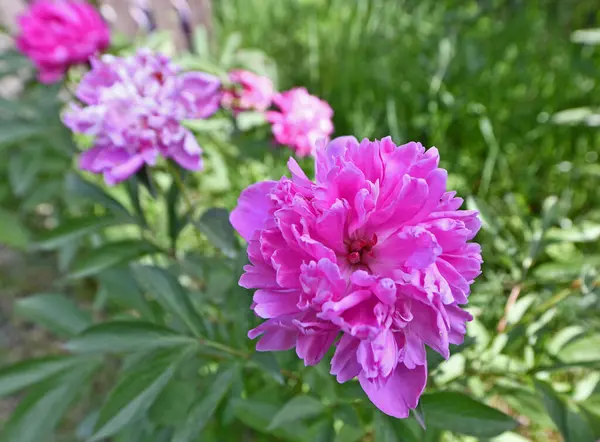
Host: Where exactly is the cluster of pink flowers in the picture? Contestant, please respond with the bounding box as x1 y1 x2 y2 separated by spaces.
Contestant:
223 72 333 157
63 50 222 184
16 0 110 84
230 136 482 418
266 88 334 157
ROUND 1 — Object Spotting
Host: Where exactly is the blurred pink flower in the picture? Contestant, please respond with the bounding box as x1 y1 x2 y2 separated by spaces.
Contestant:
222 70 274 114
63 49 221 185
230 136 482 418
266 87 333 157
16 0 110 84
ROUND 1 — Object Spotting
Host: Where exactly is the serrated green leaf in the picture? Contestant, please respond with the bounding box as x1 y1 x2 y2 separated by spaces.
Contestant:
420 391 518 437
0 356 85 398
194 208 238 258
69 240 159 279
172 365 238 442
65 321 196 353
89 357 178 441
268 395 325 430
35 215 123 250
131 265 204 336
15 293 91 336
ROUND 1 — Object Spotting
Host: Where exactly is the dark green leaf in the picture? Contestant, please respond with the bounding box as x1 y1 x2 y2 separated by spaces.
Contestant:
69 239 159 279
232 399 309 441
0 356 85 398
149 380 196 426
65 173 132 218
268 395 325 430
65 321 196 353
172 365 238 442
35 215 122 250
309 419 335 442
0 207 29 250
566 407 596 442
334 425 364 442
132 265 204 336
534 380 568 436
8 150 42 196
194 208 238 258
2 362 96 442
89 356 178 441
250 352 284 384
420 391 518 437
374 412 400 442
96 267 155 319
15 293 91 336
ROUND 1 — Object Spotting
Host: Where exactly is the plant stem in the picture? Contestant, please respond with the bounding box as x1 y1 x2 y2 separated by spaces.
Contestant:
167 161 203 245
199 338 249 359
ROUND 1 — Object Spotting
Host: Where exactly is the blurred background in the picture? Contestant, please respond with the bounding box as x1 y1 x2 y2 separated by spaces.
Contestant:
1 1 599 441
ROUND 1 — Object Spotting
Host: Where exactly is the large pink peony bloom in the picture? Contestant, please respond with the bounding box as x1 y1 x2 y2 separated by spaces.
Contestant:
16 0 110 84
266 87 333 157
222 70 274 114
63 49 222 185
230 137 482 418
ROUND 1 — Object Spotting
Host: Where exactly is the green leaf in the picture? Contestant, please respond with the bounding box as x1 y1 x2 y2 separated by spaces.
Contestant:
534 380 568 436
374 412 401 442
250 352 284 384
334 425 365 442
533 255 600 283
0 356 85 398
65 321 196 354
148 380 196 426
559 334 600 363
236 111 267 131
172 365 238 442
565 407 596 442
232 399 308 441
89 356 178 441
466 196 500 236
420 391 518 437
65 173 132 218
0 124 42 147
267 395 325 430
0 207 29 250
194 208 238 258
182 118 233 133
35 215 122 250
132 265 204 336
15 293 91 336
572 28 600 45
1 362 97 442
69 239 159 279
8 150 42 197
96 267 155 319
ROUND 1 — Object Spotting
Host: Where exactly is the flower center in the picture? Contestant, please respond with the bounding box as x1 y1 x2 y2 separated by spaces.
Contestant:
346 234 378 265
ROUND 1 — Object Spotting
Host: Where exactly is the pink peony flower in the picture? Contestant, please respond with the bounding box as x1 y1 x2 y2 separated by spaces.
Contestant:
266 87 333 157
63 49 222 185
16 0 110 84
222 70 274 114
230 136 482 418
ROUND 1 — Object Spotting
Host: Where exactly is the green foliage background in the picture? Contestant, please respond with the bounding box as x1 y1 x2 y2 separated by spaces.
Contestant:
0 0 599 441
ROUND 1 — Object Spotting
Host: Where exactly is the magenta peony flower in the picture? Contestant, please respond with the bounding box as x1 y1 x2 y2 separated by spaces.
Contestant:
266 87 334 157
230 136 482 418
63 49 222 185
222 70 274 114
16 0 110 84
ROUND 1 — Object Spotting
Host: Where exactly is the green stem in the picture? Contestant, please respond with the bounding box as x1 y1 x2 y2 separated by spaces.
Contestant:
167 161 203 246
199 338 249 359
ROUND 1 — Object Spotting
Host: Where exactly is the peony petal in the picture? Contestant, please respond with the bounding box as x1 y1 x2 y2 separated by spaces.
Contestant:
230 181 277 241
359 363 427 419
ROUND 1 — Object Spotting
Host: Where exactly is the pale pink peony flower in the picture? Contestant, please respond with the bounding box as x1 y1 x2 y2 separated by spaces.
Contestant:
63 49 221 185
265 87 333 157
16 0 110 84
230 136 482 418
222 70 274 114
